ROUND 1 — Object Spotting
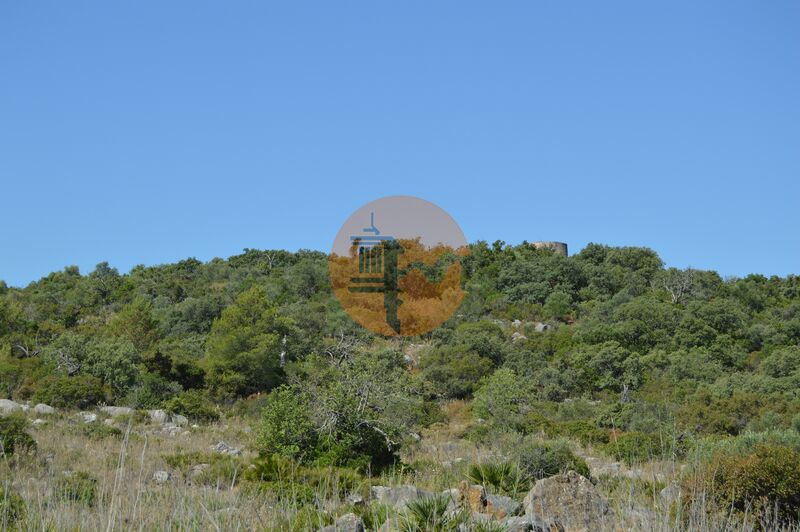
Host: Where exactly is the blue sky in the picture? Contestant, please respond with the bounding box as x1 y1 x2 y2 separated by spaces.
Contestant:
2 2 798 287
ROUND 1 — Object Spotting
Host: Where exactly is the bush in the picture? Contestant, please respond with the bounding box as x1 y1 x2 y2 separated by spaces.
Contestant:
515 438 590 480
693 444 800 522
402 494 465 531
255 386 317 460
604 432 665 466
124 373 182 409
467 462 528 496
163 451 242 488
245 454 364 501
0 416 36 456
0 485 26 527
419 347 494 399
70 423 122 440
54 471 98 506
31 375 106 409
556 420 610 445
162 389 219 423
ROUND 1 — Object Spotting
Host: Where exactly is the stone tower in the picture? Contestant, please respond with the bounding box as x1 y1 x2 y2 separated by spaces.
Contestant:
532 241 568 257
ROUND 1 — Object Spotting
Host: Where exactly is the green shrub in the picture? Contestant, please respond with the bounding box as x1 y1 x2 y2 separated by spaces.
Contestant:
124 373 182 409
693 444 800 522
518 413 558 437
467 462 528 496
71 423 122 440
163 451 242 488
515 438 590 479
604 432 664 466
0 416 36 456
357 503 392 531
401 494 465 532
0 485 26 527
556 420 610 445
54 471 98 506
244 454 364 501
31 375 106 409
162 389 219 423
255 386 316 460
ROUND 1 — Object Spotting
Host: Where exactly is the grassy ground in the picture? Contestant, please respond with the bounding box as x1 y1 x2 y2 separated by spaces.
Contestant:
3 405 799 531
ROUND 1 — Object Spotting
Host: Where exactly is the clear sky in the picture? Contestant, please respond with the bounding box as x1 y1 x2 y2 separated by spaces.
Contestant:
2 2 798 287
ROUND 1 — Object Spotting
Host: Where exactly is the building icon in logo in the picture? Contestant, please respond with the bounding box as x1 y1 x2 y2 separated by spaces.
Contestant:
330 196 468 337
347 213 404 334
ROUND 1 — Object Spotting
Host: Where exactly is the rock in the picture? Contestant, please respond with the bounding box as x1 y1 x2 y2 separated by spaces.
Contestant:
152 470 172 484
159 423 181 436
188 463 209 480
172 414 189 426
32 418 47 426
346 492 365 506
659 483 681 504
33 403 55 415
104 418 115 426
457 481 487 513
100 406 133 418
454 481 519 519
210 441 241 456
505 515 565 532
534 322 551 333
441 488 460 512
77 411 98 423
487 493 522 519
319 512 365 532
512 332 528 342
0 399 23 416
523 471 614 532
147 409 169 424
512 319 522 328
370 485 432 511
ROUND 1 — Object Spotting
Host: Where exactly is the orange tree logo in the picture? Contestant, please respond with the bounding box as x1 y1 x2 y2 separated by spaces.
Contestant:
330 196 468 336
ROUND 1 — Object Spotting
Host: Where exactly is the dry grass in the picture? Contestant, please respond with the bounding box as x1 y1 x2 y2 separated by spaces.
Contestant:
4 409 800 531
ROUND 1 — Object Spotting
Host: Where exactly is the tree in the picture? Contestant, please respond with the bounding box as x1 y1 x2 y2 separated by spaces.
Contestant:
107 297 160 351
543 291 573 321
255 385 317 460
204 286 297 398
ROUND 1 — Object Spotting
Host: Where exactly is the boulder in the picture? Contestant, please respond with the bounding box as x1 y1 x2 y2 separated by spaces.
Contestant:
319 513 365 532
32 418 47 426
523 471 614 532
152 470 172 484
370 485 432 511
455 481 520 519
0 399 23 416
158 423 181 436
511 332 528 342
487 493 522 519
147 409 169 424
659 483 681 504
188 463 210 481
210 441 241 456
33 403 55 415
77 411 98 423
504 515 565 532
172 414 189 426
100 406 133 418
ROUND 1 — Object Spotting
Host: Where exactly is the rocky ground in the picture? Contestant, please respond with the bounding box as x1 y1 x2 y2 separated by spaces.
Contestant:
0 398 766 531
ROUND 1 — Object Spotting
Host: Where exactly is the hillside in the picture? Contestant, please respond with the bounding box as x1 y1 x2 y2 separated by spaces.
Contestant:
2 242 800 530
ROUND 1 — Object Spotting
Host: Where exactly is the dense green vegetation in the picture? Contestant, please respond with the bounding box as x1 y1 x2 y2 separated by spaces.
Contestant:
2 241 800 521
